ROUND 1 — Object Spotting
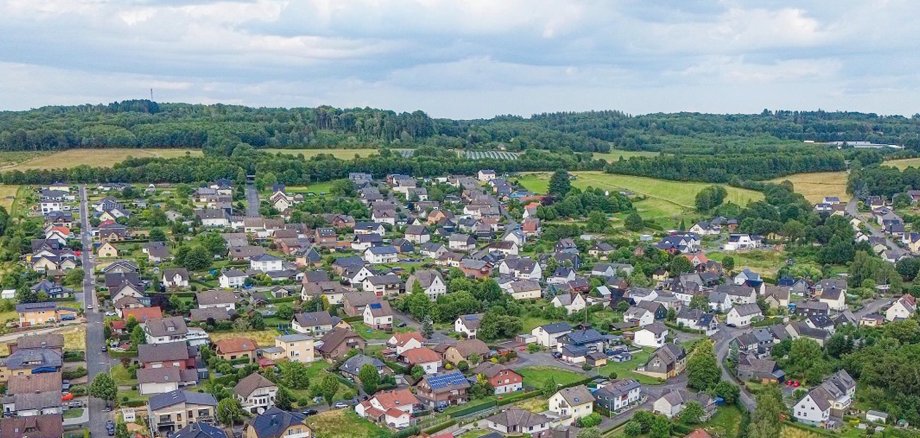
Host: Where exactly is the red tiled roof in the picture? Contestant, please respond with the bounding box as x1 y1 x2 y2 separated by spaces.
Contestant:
123 306 163 323
215 337 258 354
402 347 440 364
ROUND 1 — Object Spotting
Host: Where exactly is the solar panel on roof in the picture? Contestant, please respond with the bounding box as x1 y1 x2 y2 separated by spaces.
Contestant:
370 303 382 309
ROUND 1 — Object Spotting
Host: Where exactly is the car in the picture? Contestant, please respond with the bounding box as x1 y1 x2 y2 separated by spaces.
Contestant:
551 352 562 359
333 401 348 409
61 393 74 401
301 409 318 416
726 323 736 328
86 305 93 310
101 346 108 352
69 400 84 408
104 311 116 317
397 321 407 328
106 420 115 428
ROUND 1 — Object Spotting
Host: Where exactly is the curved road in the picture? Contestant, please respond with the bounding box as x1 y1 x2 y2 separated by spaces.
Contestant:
712 326 756 412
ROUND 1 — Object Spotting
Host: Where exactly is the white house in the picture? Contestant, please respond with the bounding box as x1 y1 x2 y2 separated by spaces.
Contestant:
594 379 642 413
40 201 63 214
530 323 572 348
234 373 278 414
161 269 190 288
401 347 442 375
793 370 856 427
498 257 542 280
653 389 714 420
363 300 394 329
723 234 762 251
548 386 595 425
624 307 655 327
551 293 587 315
250 254 284 273
219 269 247 288
478 169 497 182
406 270 447 301
633 322 668 348
505 280 542 300
726 304 763 328
356 389 419 429
388 332 424 355
793 389 832 427
886 294 917 321
364 246 398 264
455 314 483 339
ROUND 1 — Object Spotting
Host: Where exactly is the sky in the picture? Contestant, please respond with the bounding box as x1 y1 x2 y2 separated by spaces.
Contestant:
1 0 919 119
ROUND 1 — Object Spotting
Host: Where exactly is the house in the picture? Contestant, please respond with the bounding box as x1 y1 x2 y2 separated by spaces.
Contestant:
214 337 258 362
363 300 394 329
291 311 335 336
415 370 470 409
219 269 248 288
716 284 757 305
763 285 791 310
97 241 119 258
442 339 490 365
639 344 687 379
316 328 365 360
455 314 483 339
531 322 572 348
459 258 492 279
551 292 587 315
675 308 719 335
234 372 278 414
342 292 378 317
401 347 442 374
406 270 447 301
162 268 190 288
794 300 830 318
723 234 762 251
388 332 425 355
229 245 267 261
16 302 77 327
271 334 316 363
137 366 198 395
886 294 916 321
478 169 497 181
498 257 542 280
0 415 64 438
727 304 763 328
816 279 847 311
653 389 715 420
144 241 172 263
243 407 312 438
549 386 595 425
340 354 389 382
866 410 889 424
138 341 193 369
448 233 477 252
793 370 856 427
594 379 642 413
364 246 398 264
147 390 218 436
196 290 237 311
736 354 784 383
250 254 284 273
363 274 403 297
405 225 430 244
506 279 541 300
474 363 523 395
356 389 420 430
624 306 655 327
633 322 668 348
485 408 550 436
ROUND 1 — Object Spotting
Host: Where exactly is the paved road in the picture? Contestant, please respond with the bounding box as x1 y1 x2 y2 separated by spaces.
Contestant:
245 182 261 217
855 297 892 318
846 198 905 259
712 325 756 412
80 184 113 437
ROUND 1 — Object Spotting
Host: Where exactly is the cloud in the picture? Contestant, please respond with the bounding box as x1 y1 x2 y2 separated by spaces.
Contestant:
0 0 918 117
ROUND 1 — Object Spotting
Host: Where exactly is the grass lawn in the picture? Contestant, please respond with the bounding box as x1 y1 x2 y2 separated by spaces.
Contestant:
707 249 787 278
520 316 553 333
596 349 661 385
264 148 379 160
209 329 278 347
111 364 137 386
884 157 920 170
514 396 548 413
305 409 390 438
592 149 660 162
706 405 743 437
63 407 84 419
518 366 584 389
61 326 86 351
770 171 849 203
2 148 201 171
285 180 340 196
457 429 489 438
351 322 397 340
0 185 17 210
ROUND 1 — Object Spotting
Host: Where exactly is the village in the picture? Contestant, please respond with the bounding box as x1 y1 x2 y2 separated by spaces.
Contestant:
0 169 914 438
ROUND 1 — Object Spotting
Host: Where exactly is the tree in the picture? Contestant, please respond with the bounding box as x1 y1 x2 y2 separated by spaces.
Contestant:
585 211 609 233
686 340 720 391
781 338 830 383
542 377 557 397
695 185 728 211
320 374 340 406
578 427 602 438
180 244 211 271
670 256 693 274
148 228 166 242
689 294 709 311
548 170 571 197
89 373 117 406
624 212 644 231
279 361 311 389
130 324 146 349
748 385 784 438
721 256 735 272
714 381 740 406
216 398 244 427
274 387 294 410
649 415 671 438
577 412 602 428
114 423 130 438
359 364 380 394
421 317 434 338
679 401 705 424
624 420 643 436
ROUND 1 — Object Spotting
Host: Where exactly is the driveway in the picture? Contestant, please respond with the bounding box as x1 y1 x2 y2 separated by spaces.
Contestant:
245 182 261 217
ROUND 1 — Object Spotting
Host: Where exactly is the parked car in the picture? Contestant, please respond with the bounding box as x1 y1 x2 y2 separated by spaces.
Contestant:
301 409 318 416
333 401 348 409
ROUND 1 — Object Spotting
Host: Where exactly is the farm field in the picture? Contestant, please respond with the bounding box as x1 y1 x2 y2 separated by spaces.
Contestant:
516 171 763 227
0 148 201 171
884 157 920 170
264 148 379 159
0 151 48 167
770 171 849 203
0 185 17 210
592 149 660 161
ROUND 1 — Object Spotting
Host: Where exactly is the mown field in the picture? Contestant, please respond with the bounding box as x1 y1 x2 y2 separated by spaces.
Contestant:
707 250 788 278
0 148 201 171
264 148 379 159
884 157 920 170
0 185 17 210
516 171 763 227
592 149 660 162
305 410 388 438
770 171 849 203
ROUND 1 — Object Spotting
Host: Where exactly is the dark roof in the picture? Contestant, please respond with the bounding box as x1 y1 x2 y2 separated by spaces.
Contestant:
421 370 471 392
246 407 307 438
138 341 191 364
149 390 217 411
0 414 64 438
293 311 334 327
234 373 278 398
538 322 572 334
486 408 549 429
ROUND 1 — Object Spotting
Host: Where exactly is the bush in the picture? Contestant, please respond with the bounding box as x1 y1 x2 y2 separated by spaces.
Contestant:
624 420 643 436
582 363 593 371
577 412 602 428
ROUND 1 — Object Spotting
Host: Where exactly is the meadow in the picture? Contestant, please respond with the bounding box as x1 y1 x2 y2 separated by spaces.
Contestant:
0 185 18 210
0 148 201 171
884 157 920 170
263 148 379 160
770 171 849 203
591 149 661 162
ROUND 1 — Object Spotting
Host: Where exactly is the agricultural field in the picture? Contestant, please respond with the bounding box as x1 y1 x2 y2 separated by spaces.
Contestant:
305 410 389 438
516 171 763 227
770 171 849 203
0 148 201 171
264 148 380 160
285 180 340 196
463 150 521 160
884 157 920 170
592 149 660 162
0 151 48 168
0 185 17 210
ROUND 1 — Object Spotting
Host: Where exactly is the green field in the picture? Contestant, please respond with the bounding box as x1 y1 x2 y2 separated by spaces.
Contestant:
516 171 763 227
517 366 585 388
884 157 920 170
592 149 660 162
596 349 661 385
0 148 201 171
305 409 388 438
264 148 379 160
707 250 787 277
285 180 340 196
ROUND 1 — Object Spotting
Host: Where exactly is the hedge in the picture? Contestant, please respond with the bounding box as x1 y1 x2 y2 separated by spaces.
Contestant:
496 390 540 406
423 420 456 435
342 315 364 323
448 400 498 418
394 426 420 438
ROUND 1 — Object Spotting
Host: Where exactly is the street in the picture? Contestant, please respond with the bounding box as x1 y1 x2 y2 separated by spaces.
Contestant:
245 182 261 217
846 198 906 259
80 184 114 437
712 325 756 411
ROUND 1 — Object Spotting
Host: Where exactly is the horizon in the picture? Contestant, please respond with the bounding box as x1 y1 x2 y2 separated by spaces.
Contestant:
2 1 920 119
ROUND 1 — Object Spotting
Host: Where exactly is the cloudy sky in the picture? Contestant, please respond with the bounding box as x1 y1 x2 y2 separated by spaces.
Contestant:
1 0 918 118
